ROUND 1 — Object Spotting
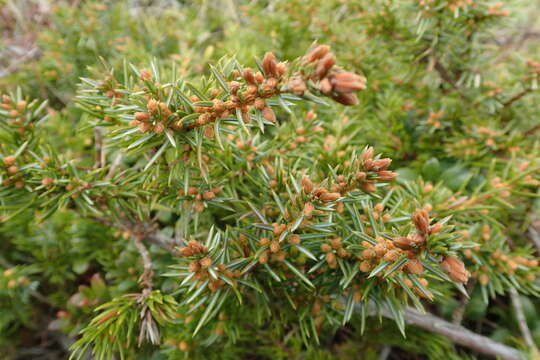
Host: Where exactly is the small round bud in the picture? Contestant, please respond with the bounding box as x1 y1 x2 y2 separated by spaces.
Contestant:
3 156 16 166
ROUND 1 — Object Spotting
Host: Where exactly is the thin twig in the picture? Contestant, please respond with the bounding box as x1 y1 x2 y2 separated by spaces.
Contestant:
105 153 123 180
452 294 469 325
527 225 540 255
94 127 104 169
88 214 176 254
433 59 469 102
503 88 532 108
0 47 40 79
509 287 539 354
378 346 392 360
524 123 540 137
452 280 476 324
133 230 154 294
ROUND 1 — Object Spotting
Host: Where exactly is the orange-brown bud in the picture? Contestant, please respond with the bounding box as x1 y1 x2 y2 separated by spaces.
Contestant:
147 99 158 113
361 182 376 192
307 45 330 63
479 273 489 286
262 52 277 77
254 99 266 110
362 147 374 162
289 77 306 95
262 107 276 123
325 252 336 268
154 122 165 134
254 72 264 84
319 78 332 94
303 202 315 219
140 69 152 81
272 223 287 236
42 177 54 186
288 234 301 245
331 237 342 249
178 247 194 257
412 209 430 235
394 237 413 250
139 122 152 133
320 192 340 202
302 176 314 194
316 53 336 78
269 241 280 253
384 250 400 262
331 72 367 93
374 243 387 257
372 158 392 171
378 171 398 181
405 259 424 275
440 256 470 283
203 191 216 201
3 155 16 166
320 243 332 253
7 166 18 175
194 201 205 212
359 261 372 272
17 101 27 111
259 251 268 264
243 68 256 84
276 62 287 76
200 257 212 268
362 249 376 259
331 92 359 106
189 261 201 272
430 223 443 234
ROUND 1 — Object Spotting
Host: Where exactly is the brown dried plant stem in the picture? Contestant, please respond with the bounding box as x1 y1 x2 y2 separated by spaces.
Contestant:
509 287 539 355
452 280 476 325
93 127 104 169
361 305 522 360
133 231 154 294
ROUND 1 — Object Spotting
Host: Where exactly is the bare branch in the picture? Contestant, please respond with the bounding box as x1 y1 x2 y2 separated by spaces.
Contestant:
0 47 40 79
524 123 540 137
527 225 540 255
433 59 469 102
133 230 154 294
362 304 522 360
94 127 104 169
452 280 476 324
105 153 123 180
510 287 539 354
503 88 532 108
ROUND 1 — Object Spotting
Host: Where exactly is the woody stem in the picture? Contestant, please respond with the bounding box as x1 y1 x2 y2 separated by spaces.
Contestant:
133 232 154 294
